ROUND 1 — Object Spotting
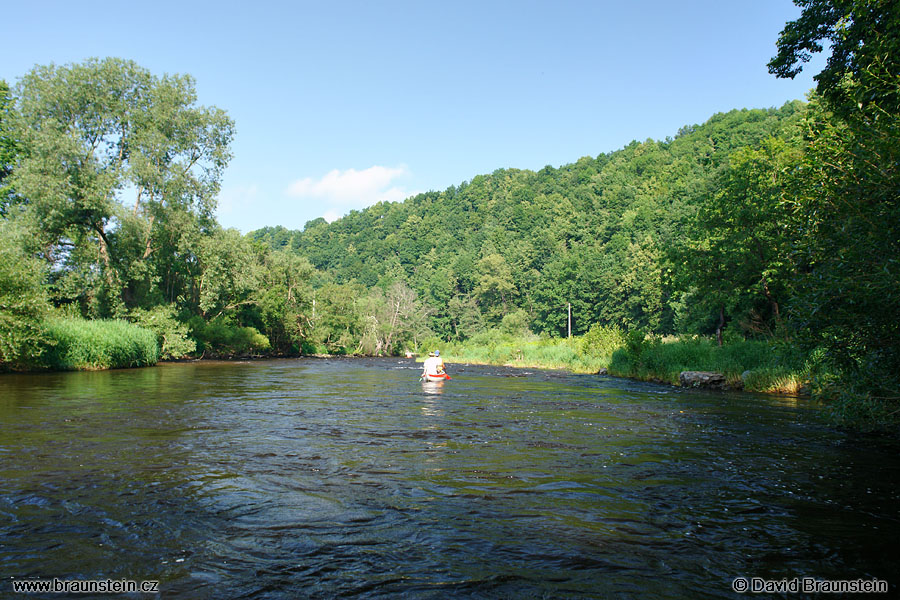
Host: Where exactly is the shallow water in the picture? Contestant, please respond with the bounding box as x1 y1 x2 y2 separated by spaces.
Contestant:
1 358 897 598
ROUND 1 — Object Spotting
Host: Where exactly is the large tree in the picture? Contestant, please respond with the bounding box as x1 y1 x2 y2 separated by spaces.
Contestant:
0 80 20 214
8 58 234 316
770 0 900 424
769 0 900 117
676 137 803 342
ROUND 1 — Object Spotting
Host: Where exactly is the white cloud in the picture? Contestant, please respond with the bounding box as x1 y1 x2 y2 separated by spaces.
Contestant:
285 165 414 220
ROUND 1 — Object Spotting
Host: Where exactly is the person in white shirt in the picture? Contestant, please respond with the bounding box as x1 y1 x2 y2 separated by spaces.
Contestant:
422 350 446 378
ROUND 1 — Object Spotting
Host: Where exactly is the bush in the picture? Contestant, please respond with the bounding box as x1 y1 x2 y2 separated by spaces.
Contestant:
500 310 532 337
128 305 196 360
41 316 158 370
188 316 270 357
0 221 51 371
577 323 626 364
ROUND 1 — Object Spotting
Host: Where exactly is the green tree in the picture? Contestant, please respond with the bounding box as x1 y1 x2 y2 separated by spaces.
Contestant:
788 98 900 419
770 0 900 425
0 80 21 214
357 281 431 355
253 249 315 353
8 58 234 315
310 282 365 354
447 293 484 340
769 0 900 117
676 137 802 341
128 305 196 360
194 228 258 319
474 253 517 323
0 220 51 370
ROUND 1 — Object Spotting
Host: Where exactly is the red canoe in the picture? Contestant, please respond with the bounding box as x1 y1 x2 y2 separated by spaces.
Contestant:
422 373 451 382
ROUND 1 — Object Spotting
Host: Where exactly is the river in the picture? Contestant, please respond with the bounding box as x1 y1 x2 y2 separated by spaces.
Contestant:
1 358 897 598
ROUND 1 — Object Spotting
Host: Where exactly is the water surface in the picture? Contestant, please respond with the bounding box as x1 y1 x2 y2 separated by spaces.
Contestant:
1 358 897 598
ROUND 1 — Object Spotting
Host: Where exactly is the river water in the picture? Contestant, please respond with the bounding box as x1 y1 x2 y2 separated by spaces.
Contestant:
1 358 897 598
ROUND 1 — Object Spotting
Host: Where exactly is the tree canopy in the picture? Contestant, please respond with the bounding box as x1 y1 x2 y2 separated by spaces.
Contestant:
8 57 234 316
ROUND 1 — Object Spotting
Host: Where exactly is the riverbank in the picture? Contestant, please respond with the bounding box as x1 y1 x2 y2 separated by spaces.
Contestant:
420 328 809 396
10 315 806 397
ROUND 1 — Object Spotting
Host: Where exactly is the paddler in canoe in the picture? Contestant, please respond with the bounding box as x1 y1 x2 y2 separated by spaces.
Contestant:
421 350 450 382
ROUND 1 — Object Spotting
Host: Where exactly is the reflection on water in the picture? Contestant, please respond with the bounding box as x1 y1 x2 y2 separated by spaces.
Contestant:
1 357 898 598
420 381 445 396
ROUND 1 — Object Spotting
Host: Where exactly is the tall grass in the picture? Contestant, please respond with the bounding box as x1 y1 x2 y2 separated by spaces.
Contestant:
608 334 806 393
428 326 808 394
423 325 621 374
42 316 158 370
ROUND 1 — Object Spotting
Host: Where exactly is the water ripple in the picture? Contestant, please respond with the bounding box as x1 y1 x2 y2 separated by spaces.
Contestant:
1 358 898 598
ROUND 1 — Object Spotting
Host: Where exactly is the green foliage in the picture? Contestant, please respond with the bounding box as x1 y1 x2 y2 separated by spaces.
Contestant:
41 316 158 370
187 316 270 357
253 283 309 354
254 104 804 340
674 136 803 337
0 79 21 213
577 323 626 365
7 57 234 316
784 98 900 421
769 2 900 426
769 0 900 118
499 309 532 337
128 305 195 360
307 282 365 355
609 335 805 391
0 221 51 370
195 228 258 318
357 281 432 356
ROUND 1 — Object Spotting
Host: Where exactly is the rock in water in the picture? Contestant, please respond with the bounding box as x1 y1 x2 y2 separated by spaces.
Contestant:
679 371 727 389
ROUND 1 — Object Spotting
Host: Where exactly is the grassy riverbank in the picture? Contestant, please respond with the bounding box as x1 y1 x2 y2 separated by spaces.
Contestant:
39 316 158 371
421 326 808 395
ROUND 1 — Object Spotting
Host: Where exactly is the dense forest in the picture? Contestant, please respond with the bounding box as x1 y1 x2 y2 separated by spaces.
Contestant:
249 102 806 341
1 0 897 428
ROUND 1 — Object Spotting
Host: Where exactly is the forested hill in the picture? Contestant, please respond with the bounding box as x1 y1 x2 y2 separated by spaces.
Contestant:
251 102 806 339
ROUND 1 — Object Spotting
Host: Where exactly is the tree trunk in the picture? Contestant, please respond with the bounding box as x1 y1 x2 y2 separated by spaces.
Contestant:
761 277 781 325
716 305 725 347
94 223 117 291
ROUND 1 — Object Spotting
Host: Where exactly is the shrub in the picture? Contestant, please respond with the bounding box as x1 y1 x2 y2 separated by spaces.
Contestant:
128 305 196 360
577 323 626 364
188 316 270 357
0 221 51 371
500 310 533 337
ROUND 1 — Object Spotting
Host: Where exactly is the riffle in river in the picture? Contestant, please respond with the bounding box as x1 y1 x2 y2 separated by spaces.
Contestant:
1 357 897 598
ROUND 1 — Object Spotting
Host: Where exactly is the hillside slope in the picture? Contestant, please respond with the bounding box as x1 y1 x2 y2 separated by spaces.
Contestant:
251 102 806 338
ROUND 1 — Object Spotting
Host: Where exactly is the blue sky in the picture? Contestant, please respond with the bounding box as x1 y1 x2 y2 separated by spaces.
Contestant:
2 1 825 232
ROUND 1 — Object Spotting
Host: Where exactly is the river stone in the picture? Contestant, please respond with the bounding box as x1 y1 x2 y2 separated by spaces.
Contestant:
679 371 727 389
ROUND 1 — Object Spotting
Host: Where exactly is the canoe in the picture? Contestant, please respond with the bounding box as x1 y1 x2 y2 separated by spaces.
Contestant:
422 373 450 382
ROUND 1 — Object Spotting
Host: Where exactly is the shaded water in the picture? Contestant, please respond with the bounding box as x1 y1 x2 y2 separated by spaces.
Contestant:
1 358 897 598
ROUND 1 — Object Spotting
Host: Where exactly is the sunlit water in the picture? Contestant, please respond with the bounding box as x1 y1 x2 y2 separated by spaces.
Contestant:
1 358 897 598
